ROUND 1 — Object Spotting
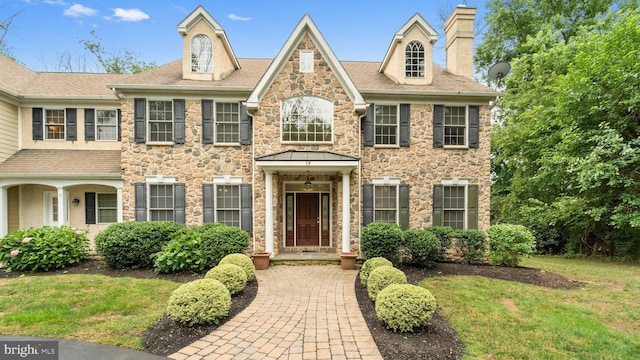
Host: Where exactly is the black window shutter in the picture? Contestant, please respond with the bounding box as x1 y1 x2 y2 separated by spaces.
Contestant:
85 192 96 225
134 98 146 143
468 105 479 148
66 108 77 141
467 185 479 229
173 99 185 144
202 100 213 144
240 184 253 234
433 105 444 148
432 184 443 226
117 109 122 141
202 184 214 223
134 182 147 221
399 104 410 147
239 103 251 145
174 183 186 224
399 184 409 230
32 108 43 140
84 109 95 141
362 184 374 226
363 104 375 146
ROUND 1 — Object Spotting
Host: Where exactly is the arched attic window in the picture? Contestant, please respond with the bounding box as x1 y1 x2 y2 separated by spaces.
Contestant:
405 41 425 78
191 34 212 73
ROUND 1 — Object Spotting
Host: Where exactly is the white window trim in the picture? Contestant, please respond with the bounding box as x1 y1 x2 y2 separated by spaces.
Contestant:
95 108 119 142
443 104 469 149
147 99 174 145
373 104 400 147
300 50 314 72
213 178 242 228
96 192 117 224
280 96 334 144
147 183 175 222
146 175 176 184
372 177 401 186
44 108 66 141
372 177 400 224
214 101 241 145
213 176 243 185
405 41 425 78
441 178 468 229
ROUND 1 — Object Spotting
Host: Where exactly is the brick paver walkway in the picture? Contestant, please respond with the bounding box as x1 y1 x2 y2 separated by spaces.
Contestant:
169 265 383 360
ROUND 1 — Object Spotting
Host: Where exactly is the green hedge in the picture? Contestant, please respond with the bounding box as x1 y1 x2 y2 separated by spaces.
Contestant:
360 222 402 262
402 229 442 268
453 229 487 265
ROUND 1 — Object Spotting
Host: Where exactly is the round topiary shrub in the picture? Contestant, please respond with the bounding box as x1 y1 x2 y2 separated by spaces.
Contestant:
402 229 442 268
205 263 248 295
360 222 402 262
219 253 255 280
95 221 185 269
360 257 393 287
367 266 407 301
0 226 89 272
488 224 536 267
375 284 437 332
166 278 231 326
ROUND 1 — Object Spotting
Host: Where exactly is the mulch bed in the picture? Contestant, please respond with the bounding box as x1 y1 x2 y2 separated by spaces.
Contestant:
1 258 582 359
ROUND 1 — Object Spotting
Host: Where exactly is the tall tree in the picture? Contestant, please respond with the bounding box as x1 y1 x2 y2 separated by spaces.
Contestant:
0 5 20 58
79 29 155 74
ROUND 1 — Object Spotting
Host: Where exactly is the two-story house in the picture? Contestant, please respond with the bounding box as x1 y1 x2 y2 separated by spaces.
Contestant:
0 5 495 256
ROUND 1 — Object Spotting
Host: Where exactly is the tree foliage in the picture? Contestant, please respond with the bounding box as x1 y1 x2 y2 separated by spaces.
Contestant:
79 29 155 74
491 7 640 258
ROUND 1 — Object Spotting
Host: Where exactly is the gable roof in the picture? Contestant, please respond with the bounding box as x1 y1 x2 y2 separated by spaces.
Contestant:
245 14 366 112
379 13 439 73
177 5 240 70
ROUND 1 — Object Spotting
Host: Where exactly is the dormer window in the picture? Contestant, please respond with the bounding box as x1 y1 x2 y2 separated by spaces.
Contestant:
191 34 212 73
405 41 425 78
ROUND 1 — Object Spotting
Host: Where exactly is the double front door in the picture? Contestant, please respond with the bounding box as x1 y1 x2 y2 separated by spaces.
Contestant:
285 192 330 247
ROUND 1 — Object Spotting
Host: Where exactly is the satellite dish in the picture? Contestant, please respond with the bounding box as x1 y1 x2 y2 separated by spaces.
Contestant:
488 61 511 81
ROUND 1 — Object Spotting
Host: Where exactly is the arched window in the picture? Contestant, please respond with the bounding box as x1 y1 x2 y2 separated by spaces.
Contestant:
191 34 212 73
281 96 333 142
405 41 424 78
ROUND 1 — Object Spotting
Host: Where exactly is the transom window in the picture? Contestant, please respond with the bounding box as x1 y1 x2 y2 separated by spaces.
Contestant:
444 106 467 146
216 185 240 227
374 185 397 223
374 105 398 145
443 186 465 230
281 96 333 142
149 101 173 142
191 34 212 73
405 41 425 78
45 109 65 140
300 50 314 72
149 184 173 221
97 193 117 223
216 102 239 143
97 110 117 141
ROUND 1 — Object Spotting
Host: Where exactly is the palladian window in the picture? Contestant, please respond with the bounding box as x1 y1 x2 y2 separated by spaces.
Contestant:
281 96 333 142
191 34 212 73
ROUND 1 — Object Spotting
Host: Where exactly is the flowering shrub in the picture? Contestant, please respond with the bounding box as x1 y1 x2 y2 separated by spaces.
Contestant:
367 266 407 301
205 264 248 295
166 278 231 326
0 226 89 272
375 284 436 332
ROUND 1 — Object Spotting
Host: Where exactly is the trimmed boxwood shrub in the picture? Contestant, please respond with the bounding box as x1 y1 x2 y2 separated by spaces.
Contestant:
453 229 487 265
219 253 255 280
402 229 442 268
360 222 403 262
488 224 536 267
196 224 250 266
426 226 454 256
166 278 231 326
367 266 407 301
375 284 437 332
95 221 185 269
360 257 393 287
205 263 248 295
0 226 89 272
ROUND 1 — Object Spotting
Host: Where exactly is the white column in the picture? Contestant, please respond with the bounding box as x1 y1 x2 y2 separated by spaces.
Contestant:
116 187 123 223
341 171 351 252
264 171 274 256
57 187 68 226
0 186 7 237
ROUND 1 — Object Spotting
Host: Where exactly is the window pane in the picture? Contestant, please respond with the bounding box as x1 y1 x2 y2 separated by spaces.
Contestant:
281 97 333 142
216 185 240 227
45 109 65 140
375 105 398 145
374 185 397 223
149 101 173 142
97 110 117 141
405 41 425 78
215 102 239 143
191 34 212 72
443 186 465 229
444 106 466 146
150 185 174 221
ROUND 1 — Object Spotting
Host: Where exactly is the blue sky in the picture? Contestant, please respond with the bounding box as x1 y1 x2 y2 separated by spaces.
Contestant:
4 0 488 72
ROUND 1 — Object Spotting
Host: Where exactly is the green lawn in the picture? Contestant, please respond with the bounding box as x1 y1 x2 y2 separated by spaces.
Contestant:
419 257 640 359
0 274 179 349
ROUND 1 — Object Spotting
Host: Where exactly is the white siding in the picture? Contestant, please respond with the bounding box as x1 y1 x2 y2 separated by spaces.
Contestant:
0 100 19 163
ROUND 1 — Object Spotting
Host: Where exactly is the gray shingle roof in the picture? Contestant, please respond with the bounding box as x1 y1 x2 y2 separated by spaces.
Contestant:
0 149 121 178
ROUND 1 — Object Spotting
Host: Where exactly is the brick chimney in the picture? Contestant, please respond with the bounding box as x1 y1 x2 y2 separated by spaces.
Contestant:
444 5 476 79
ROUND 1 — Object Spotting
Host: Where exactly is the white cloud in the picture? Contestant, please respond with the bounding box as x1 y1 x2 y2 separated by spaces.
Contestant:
64 4 97 17
228 13 251 21
43 0 67 5
111 8 149 22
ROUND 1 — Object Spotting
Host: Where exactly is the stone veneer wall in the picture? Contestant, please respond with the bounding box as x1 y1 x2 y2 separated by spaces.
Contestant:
251 35 362 254
361 103 492 231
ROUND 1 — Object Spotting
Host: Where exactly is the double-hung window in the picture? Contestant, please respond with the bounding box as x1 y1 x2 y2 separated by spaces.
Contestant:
405 41 425 78
443 186 466 230
444 106 466 146
45 109 65 140
374 105 398 146
96 110 118 141
216 102 240 143
216 184 240 227
374 185 398 223
97 193 117 223
433 181 478 230
281 96 333 142
149 101 173 142
149 184 174 221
